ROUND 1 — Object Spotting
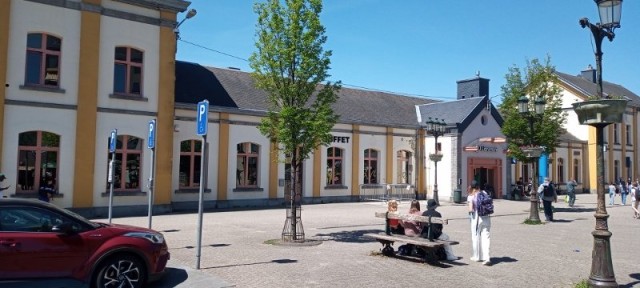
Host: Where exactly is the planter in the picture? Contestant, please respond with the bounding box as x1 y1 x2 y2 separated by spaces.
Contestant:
521 147 544 158
572 99 628 125
429 153 443 162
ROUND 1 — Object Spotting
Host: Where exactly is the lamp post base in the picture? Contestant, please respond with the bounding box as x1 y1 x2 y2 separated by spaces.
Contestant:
587 213 617 288
528 192 541 222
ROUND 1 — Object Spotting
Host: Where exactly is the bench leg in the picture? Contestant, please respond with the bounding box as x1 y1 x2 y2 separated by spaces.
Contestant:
377 240 395 256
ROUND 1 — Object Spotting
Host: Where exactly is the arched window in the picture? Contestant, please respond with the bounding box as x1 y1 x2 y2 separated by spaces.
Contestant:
557 158 564 183
237 143 259 187
25 33 61 87
114 47 143 95
363 149 378 184
106 135 142 190
326 147 343 185
179 140 202 188
17 131 60 193
396 150 412 184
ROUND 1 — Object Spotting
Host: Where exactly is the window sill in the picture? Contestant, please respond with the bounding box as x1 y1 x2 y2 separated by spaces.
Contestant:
175 188 212 194
109 93 148 102
233 187 264 192
19 84 66 94
100 190 146 197
324 185 349 190
9 192 64 199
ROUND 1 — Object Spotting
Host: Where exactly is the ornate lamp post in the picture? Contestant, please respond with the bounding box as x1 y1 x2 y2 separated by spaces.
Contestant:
426 117 446 205
577 1 623 287
518 96 546 222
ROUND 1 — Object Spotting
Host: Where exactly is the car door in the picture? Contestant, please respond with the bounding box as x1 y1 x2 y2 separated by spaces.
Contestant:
0 206 88 279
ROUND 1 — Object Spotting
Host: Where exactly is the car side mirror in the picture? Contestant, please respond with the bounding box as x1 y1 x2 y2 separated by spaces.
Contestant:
52 222 76 235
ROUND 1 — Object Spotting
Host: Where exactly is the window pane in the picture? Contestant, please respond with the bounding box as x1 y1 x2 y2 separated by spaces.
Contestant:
125 154 140 189
364 149 369 158
236 156 246 186
250 144 259 154
179 155 191 187
130 49 143 63
27 33 42 49
237 143 245 153
19 131 38 146
115 47 127 61
26 51 42 85
46 35 61 51
41 151 57 183
180 140 192 152
327 148 333 157
126 137 142 150
113 64 126 93
370 160 377 183
44 54 59 86
18 150 36 191
335 148 342 157
129 66 141 94
193 155 201 185
248 157 258 185
113 153 123 189
41 132 60 147
194 141 202 152
370 150 378 158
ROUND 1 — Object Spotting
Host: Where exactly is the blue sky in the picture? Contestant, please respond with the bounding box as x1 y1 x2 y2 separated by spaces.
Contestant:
176 1 640 102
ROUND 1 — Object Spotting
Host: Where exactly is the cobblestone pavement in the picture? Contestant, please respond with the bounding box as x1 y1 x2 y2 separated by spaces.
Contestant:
103 193 640 288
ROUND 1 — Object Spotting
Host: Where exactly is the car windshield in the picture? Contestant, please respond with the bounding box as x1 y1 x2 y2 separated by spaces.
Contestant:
46 202 101 229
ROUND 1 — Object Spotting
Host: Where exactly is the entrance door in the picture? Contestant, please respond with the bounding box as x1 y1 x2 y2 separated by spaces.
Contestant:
473 167 496 198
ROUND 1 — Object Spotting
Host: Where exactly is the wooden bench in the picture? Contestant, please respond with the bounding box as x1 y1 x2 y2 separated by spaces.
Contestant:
364 212 459 261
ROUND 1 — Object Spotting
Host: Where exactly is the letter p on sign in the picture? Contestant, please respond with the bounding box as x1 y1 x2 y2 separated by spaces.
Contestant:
196 100 209 136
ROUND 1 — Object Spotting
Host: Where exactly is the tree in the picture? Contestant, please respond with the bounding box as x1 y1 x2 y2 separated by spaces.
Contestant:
250 0 341 242
499 56 567 162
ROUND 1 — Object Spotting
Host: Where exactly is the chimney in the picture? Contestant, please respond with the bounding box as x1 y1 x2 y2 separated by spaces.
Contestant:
580 65 596 83
456 71 489 100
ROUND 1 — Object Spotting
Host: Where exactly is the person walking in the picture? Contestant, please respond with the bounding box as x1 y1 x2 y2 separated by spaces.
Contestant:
0 173 10 198
609 182 617 206
566 179 577 207
620 178 629 205
537 177 557 222
468 181 491 265
631 182 640 219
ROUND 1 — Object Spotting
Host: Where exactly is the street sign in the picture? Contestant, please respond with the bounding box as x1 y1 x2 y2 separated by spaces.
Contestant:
148 119 156 149
109 129 117 152
196 100 209 136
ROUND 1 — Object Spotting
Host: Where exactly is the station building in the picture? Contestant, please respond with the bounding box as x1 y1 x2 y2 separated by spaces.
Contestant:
2 0 639 217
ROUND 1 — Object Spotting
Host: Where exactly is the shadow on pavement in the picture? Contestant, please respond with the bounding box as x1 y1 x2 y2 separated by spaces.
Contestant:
489 256 517 266
553 207 596 213
154 267 188 288
202 258 297 270
620 273 640 288
314 229 384 243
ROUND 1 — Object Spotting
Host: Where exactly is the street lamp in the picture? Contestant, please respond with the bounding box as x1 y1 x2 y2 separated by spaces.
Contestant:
579 1 623 287
518 96 546 222
426 117 446 205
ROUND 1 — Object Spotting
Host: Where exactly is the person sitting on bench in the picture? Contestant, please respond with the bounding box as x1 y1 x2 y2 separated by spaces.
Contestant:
420 199 458 261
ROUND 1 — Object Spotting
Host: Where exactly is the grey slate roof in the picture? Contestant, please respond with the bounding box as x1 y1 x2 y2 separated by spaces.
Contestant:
415 96 503 132
174 61 437 128
555 72 640 107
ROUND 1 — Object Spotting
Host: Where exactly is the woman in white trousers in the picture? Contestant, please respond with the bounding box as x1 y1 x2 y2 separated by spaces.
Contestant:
468 183 492 265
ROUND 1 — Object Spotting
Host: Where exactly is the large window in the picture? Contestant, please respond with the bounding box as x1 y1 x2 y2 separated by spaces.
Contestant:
106 135 142 190
25 33 61 87
113 47 143 95
613 124 619 144
557 158 564 183
179 140 202 188
573 159 581 183
17 131 60 193
396 150 412 184
236 143 259 187
326 147 343 185
614 160 620 182
626 124 632 145
363 149 378 184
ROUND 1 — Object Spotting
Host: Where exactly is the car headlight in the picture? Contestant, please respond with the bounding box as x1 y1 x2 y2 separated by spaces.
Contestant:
124 232 165 244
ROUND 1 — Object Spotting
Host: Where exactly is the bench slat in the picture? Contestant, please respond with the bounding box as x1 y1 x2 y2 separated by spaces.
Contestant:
364 232 459 247
374 212 449 225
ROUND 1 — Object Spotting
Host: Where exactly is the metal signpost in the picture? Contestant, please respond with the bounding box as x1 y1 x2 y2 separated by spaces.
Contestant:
108 129 117 224
195 100 209 269
147 119 156 229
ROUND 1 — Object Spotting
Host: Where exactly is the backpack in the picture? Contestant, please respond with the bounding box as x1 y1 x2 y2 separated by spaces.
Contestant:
543 184 554 197
475 191 494 216
634 187 640 199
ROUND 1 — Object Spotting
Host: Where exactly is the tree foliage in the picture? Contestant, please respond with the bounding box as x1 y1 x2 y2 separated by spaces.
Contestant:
250 0 340 170
498 56 567 162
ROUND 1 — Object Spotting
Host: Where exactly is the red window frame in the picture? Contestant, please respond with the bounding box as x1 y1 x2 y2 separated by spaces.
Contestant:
179 140 202 188
236 143 259 188
113 47 144 96
363 149 378 184
326 147 343 185
25 33 61 87
16 131 60 193
106 135 142 191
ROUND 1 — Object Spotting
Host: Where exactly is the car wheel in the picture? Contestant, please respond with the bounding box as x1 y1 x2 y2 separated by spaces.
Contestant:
94 254 146 288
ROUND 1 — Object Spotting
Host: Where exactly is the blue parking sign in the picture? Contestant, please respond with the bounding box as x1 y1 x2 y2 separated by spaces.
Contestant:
109 129 117 152
148 119 156 149
196 100 209 136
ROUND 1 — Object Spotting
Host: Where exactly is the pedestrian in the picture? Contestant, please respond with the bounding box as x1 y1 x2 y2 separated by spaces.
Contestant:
468 181 491 265
421 199 457 261
609 182 617 206
537 177 557 222
566 178 577 207
38 177 56 203
0 173 10 198
620 178 629 205
631 182 640 219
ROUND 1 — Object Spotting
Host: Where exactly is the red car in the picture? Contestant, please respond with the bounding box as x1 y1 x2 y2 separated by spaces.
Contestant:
0 198 169 288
